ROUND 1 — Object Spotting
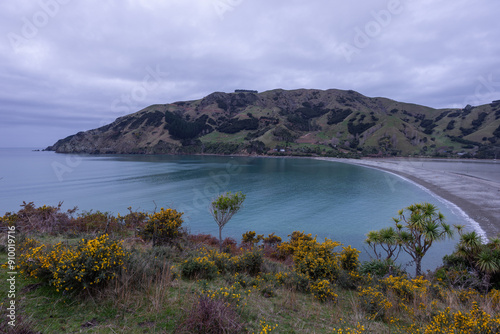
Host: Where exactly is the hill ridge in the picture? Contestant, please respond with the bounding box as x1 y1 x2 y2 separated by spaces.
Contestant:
46 88 500 158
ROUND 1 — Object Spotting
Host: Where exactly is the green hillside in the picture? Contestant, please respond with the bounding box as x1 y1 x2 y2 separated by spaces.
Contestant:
46 89 500 158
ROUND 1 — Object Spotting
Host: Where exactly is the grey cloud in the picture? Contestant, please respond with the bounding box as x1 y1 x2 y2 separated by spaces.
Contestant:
1 0 499 147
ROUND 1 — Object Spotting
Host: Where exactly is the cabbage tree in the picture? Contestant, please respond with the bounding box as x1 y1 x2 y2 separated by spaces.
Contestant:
209 191 246 252
394 203 454 276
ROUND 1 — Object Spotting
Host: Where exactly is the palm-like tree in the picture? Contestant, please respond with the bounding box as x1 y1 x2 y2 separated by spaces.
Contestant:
456 231 483 266
365 230 382 259
365 227 401 261
489 237 500 251
394 203 454 277
476 249 500 289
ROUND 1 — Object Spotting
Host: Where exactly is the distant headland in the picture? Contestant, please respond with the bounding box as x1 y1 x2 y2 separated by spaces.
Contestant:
45 88 500 159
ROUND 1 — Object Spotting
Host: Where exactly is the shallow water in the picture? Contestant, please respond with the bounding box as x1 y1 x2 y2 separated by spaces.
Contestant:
0 148 483 271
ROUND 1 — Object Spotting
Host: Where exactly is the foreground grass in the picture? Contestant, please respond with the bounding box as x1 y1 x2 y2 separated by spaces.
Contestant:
4 237 498 334
1 203 499 333
0 239 391 334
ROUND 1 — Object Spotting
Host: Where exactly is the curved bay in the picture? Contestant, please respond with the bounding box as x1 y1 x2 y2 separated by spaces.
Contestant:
1 149 474 271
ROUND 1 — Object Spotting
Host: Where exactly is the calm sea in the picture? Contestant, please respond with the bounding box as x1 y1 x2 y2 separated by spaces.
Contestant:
0 148 485 271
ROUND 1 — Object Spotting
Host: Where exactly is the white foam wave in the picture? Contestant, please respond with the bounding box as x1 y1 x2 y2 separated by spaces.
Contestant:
380 169 489 243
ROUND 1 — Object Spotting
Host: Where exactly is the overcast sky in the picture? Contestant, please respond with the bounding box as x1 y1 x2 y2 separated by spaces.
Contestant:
1 0 499 148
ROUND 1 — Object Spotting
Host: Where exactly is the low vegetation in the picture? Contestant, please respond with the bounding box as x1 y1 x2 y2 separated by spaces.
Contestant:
1 200 500 333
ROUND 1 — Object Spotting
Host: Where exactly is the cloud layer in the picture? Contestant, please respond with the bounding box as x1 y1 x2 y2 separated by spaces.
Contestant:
1 0 499 147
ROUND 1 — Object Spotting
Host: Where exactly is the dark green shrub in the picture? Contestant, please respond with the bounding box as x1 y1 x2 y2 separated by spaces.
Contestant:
218 118 259 133
73 210 119 234
360 259 404 277
281 271 310 293
180 257 219 280
123 249 172 286
336 270 359 290
327 108 353 125
234 250 263 276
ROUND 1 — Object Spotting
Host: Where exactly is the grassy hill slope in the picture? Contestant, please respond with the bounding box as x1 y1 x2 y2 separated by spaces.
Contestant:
46 89 500 158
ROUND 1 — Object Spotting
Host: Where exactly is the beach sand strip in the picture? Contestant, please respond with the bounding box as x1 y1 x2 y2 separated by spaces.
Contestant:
317 158 500 239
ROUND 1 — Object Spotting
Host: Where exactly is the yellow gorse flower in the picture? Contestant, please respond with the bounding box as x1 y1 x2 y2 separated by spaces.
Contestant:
16 234 128 292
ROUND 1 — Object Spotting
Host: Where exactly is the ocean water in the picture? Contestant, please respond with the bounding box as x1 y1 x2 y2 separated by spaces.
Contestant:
0 148 483 271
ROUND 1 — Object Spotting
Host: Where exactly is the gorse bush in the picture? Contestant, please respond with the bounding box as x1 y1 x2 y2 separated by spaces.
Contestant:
140 208 184 245
54 234 127 291
201 283 248 308
234 249 263 276
310 279 338 303
290 236 342 281
423 302 500 333
227 272 253 288
202 248 234 274
355 271 500 330
15 238 53 281
277 231 360 283
262 233 282 247
17 234 127 292
242 230 263 248
181 256 219 280
358 275 439 323
0 211 17 228
276 231 314 259
255 321 278 334
487 288 500 312
358 286 393 321
336 269 369 290
340 245 361 271
381 275 431 303
198 247 264 276
274 271 310 293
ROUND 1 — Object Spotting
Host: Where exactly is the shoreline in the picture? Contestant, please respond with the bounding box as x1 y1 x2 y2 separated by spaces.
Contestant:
316 157 500 240
19 149 500 238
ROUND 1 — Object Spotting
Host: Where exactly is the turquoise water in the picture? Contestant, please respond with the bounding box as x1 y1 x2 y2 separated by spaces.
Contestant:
0 148 477 271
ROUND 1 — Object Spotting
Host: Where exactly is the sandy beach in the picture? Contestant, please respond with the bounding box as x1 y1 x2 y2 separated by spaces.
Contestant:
317 158 500 240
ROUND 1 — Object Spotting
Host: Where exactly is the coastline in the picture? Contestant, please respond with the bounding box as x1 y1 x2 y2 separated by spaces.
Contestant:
18 149 500 239
316 157 500 240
